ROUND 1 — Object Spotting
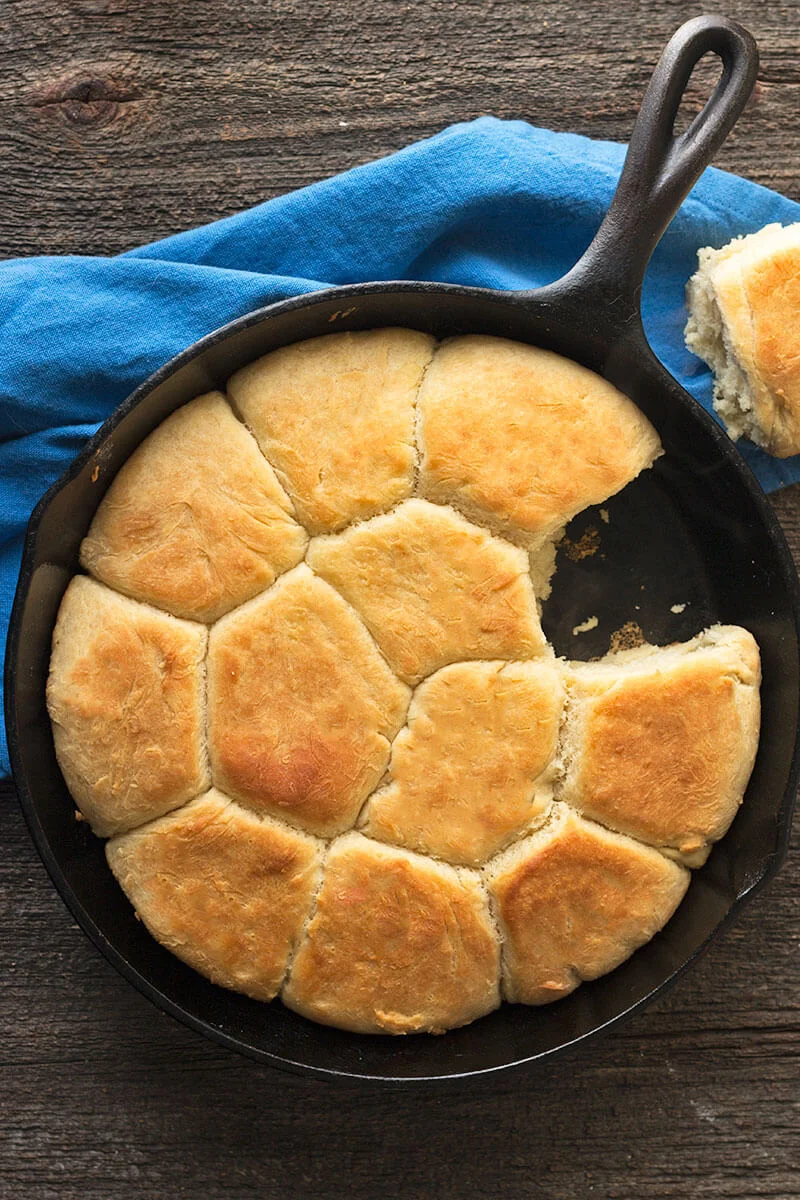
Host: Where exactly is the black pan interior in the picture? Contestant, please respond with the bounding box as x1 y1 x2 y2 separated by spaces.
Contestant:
8 284 800 1082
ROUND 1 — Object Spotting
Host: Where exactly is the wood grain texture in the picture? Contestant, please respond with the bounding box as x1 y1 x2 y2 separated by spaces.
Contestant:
2 0 799 1197
2 0 800 257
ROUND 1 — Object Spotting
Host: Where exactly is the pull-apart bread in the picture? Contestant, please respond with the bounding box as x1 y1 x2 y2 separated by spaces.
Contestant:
107 790 324 1001
47 327 761 1035
685 222 800 457
47 576 208 837
558 627 760 867
486 804 689 1005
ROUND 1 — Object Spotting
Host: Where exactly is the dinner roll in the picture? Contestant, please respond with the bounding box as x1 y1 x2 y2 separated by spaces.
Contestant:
685 222 800 457
207 565 410 838
80 391 307 623
417 334 662 547
47 576 208 837
107 790 323 1001
558 625 761 865
227 328 435 532
306 498 546 684
282 833 500 1034
485 804 690 1005
362 659 563 865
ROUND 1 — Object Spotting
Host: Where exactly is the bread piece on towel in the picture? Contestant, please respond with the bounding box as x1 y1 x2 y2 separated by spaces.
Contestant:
685 223 800 457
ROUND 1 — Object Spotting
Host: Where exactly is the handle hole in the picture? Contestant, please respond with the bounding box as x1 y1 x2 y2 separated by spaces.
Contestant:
671 51 723 136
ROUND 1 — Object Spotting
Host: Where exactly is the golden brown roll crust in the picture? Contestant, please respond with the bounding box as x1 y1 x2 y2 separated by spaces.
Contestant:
80 391 307 623
486 804 689 1005
306 498 546 684
363 660 563 865
227 329 435 533
685 223 800 457
417 335 662 546
207 565 410 838
106 790 323 1001
46 327 762 1035
46 576 208 837
282 833 500 1034
559 626 761 865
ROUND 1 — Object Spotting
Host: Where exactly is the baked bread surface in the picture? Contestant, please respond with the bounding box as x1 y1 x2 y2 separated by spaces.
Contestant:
47 328 762 1035
306 498 545 683
282 833 500 1034
559 626 761 866
685 222 800 457
362 659 563 866
47 576 208 837
228 328 435 532
80 391 308 622
207 564 410 837
486 804 690 1004
106 790 323 1001
418 335 662 546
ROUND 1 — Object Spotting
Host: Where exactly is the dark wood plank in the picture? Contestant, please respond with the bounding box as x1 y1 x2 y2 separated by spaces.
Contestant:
1 769 799 1199
2 0 800 257
2 1 800 1197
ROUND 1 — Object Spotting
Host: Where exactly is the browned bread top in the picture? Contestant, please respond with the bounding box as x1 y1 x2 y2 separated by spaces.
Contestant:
282 833 500 1034
486 805 690 1005
80 391 307 622
418 334 662 545
362 659 563 866
559 626 760 866
107 790 323 1001
685 223 800 457
48 328 761 1037
47 575 208 837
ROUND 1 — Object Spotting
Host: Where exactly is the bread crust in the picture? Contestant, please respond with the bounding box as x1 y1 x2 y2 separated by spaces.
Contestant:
685 223 800 457
307 498 546 684
418 335 662 546
282 833 500 1034
485 805 689 1004
47 328 762 1035
107 790 323 1001
228 328 435 533
207 565 410 837
47 576 208 837
363 659 563 865
80 391 307 622
559 626 761 864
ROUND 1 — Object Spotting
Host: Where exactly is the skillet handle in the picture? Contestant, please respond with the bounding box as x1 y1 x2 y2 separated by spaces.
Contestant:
543 16 759 314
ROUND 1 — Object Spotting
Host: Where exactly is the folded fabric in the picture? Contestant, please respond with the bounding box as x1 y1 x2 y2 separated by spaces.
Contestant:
2 116 800 776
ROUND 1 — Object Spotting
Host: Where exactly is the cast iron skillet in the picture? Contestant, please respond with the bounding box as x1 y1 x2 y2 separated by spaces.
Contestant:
6 16 800 1083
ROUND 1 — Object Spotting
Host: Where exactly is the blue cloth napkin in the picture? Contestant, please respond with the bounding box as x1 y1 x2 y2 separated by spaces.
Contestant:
2 116 800 776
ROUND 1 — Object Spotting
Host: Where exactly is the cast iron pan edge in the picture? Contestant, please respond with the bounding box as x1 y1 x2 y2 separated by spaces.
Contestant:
6 17 800 1082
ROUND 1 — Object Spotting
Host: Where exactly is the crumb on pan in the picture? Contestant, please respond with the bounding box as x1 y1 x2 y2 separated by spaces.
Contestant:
572 616 599 636
561 527 601 562
608 621 646 653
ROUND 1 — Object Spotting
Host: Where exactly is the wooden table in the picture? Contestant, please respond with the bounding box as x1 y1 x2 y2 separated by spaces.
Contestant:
2 2 798 1196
